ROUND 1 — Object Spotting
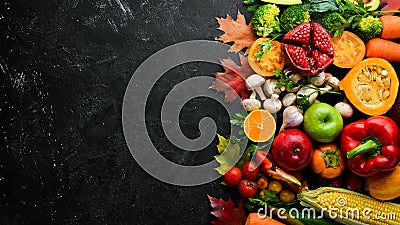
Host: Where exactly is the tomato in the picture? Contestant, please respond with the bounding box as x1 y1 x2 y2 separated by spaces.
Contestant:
224 167 242 186
248 37 285 77
279 190 296 203
238 180 258 198
267 180 283 193
331 31 366 68
256 174 268 191
241 161 259 180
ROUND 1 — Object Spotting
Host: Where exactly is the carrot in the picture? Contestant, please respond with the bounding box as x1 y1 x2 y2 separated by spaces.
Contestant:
365 38 400 62
380 16 400 39
245 213 285 225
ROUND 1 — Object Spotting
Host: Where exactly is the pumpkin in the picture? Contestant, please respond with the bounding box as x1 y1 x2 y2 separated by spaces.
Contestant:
331 31 365 68
366 166 400 200
338 58 399 116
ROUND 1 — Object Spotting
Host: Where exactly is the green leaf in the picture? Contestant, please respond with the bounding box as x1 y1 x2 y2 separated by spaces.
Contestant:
302 0 339 12
216 134 229 154
215 142 241 175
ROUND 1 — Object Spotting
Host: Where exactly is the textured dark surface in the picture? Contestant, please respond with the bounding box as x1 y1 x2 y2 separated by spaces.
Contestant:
0 0 253 224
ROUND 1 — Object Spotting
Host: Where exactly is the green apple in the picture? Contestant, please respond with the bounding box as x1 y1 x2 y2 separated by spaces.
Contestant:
303 102 343 143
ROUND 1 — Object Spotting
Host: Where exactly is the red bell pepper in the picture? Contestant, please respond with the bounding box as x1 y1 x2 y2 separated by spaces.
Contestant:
340 116 400 177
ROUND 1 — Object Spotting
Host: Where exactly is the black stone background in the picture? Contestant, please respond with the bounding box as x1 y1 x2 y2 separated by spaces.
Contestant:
2 0 400 225
0 0 253 224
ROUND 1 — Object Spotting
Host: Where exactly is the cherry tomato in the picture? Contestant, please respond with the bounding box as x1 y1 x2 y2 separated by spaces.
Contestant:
279 190 296 203
256 174 268 191
224 167 242 186
267 180 283 193
238 180 258 198
242 161 260 180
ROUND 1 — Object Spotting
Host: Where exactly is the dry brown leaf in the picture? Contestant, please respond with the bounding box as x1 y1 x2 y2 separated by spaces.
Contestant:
209 54 253 103
216 10 257 53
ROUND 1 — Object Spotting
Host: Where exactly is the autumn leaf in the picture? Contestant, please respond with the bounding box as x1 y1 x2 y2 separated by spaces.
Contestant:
208 195 246 225
214 134 242 175
216 10 257 53
216 134 229 154
209 54 253 103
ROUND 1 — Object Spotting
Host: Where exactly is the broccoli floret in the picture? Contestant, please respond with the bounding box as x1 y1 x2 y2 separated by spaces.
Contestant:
352 16 382 41
280 5 310 33
311 12 349 37
252 4 281 38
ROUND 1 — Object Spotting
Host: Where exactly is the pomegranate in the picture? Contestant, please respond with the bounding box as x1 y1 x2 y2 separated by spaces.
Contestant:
282 22 334 76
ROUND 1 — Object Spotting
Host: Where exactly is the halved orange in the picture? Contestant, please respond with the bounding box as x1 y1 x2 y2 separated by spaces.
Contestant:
243 110 276 142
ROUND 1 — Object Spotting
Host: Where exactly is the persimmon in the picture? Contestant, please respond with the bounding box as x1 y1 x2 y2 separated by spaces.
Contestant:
331 31 365 68
310 143 345 179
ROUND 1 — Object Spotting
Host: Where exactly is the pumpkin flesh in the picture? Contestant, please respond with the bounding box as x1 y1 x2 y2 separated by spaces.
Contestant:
339 58 399 116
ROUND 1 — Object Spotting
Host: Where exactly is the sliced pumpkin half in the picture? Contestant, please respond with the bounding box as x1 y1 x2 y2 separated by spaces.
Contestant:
339 58 399 116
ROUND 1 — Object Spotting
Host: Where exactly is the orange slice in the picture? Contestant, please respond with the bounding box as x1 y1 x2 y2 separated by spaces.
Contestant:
243 110 276 142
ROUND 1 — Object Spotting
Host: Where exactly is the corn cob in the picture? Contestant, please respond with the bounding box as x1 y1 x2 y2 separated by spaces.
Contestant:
298 187 400 225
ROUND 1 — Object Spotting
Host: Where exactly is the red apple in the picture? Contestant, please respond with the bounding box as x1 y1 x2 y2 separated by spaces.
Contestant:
271 129 313 171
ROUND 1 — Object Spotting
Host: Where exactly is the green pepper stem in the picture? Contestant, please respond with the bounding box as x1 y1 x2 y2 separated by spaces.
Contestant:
347 139 380 160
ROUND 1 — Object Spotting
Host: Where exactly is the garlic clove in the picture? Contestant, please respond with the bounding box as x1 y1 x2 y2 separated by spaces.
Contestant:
279 106 303 133
263 97 282 114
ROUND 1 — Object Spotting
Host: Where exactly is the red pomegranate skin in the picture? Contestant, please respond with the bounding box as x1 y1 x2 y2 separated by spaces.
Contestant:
282 22 334 76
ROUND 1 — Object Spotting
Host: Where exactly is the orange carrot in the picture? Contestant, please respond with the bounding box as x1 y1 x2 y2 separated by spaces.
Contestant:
245 213 286 225
365 38 400 62
380 16 400 39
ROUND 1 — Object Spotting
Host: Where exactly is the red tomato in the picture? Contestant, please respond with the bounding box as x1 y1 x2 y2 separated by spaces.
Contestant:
241 161 259 180
238 180 258 198
224 167 242 186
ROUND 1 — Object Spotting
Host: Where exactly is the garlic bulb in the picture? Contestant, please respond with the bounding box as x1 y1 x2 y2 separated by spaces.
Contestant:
263 94 282 114
282 93 297 107
279 106 303 133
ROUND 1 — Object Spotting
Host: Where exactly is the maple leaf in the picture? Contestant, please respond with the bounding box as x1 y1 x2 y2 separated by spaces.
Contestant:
214 139 241 175
209 54 253 103
208 195 246 225
216 10 257 53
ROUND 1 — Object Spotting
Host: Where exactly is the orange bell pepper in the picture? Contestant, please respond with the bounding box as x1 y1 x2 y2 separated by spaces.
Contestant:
310 143 346 179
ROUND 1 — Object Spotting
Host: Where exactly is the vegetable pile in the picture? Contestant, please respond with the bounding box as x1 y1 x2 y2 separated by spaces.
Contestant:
207 0 400 224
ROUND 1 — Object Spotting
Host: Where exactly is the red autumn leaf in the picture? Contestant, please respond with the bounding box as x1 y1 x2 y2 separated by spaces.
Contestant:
208 195 246 225
209 54 253 103
216 10 257 53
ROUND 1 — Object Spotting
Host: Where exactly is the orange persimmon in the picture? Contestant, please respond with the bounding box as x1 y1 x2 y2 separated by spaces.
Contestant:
310 143 346 179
